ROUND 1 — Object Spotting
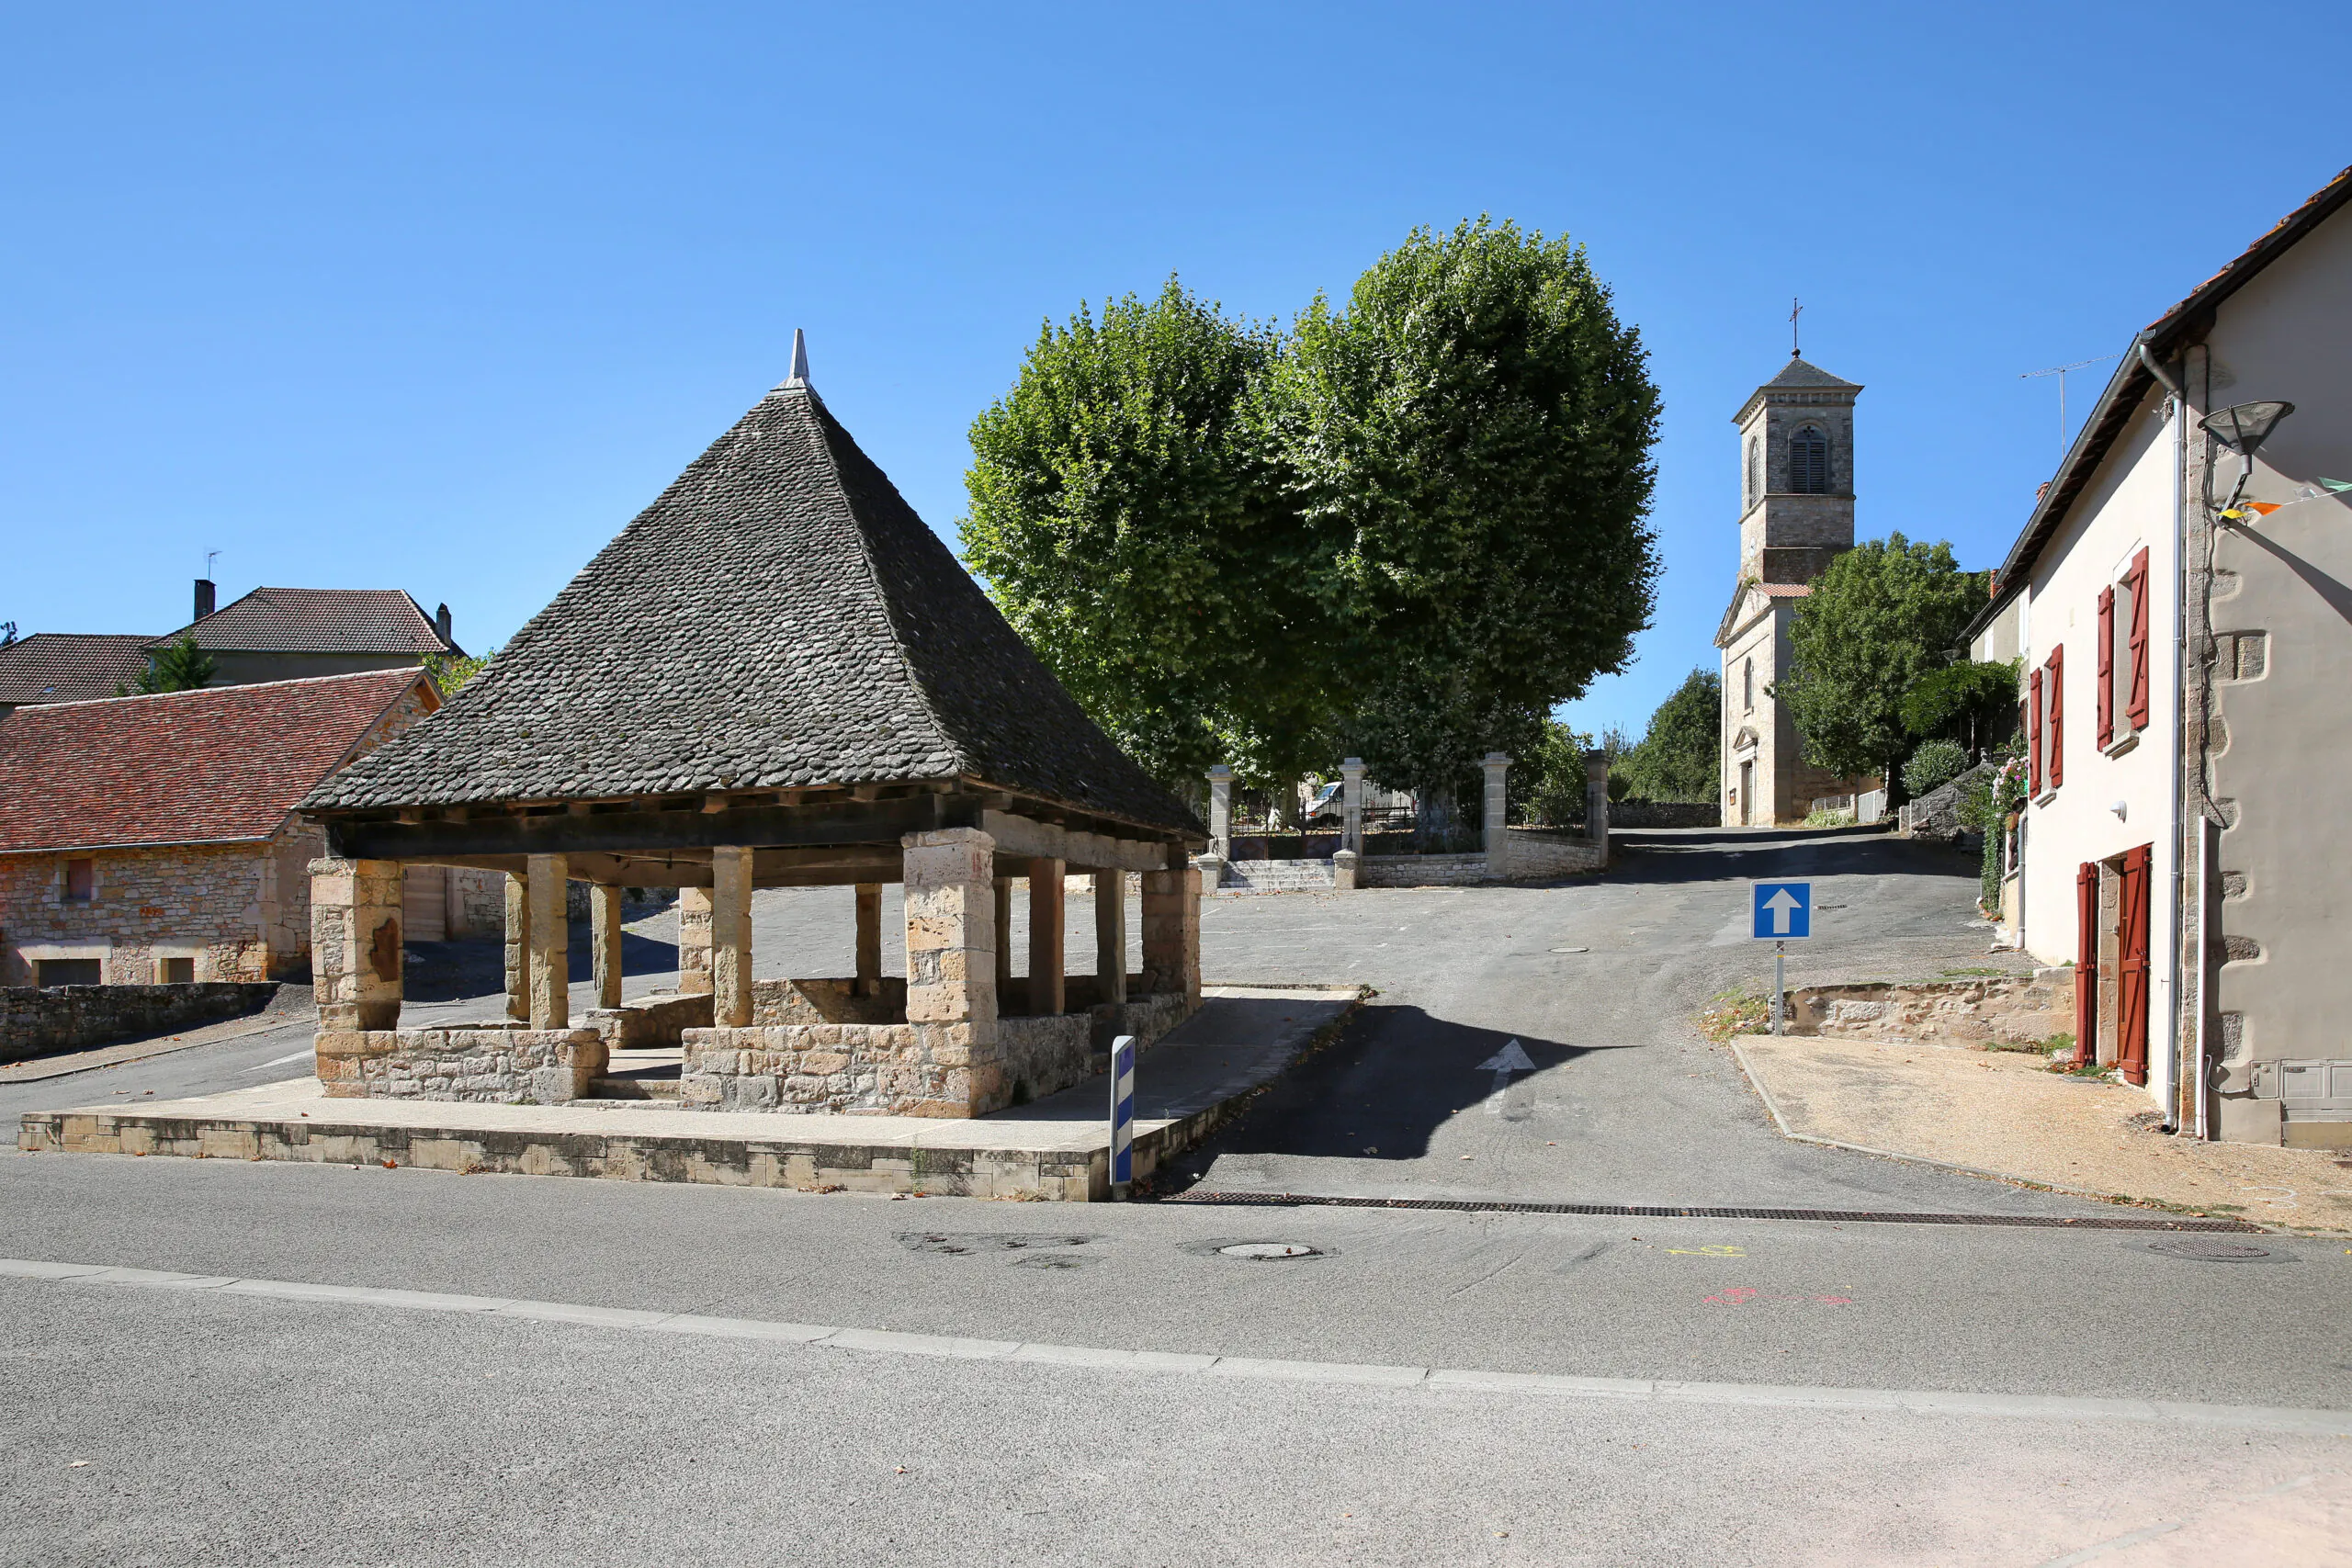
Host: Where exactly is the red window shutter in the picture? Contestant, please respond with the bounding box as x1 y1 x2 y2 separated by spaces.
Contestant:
2118 845 2151 1087
2126 547 2151 730
2028 668 2043 794
2096 586 2115 748
2075 863 2098 1066
2047 646 2064 790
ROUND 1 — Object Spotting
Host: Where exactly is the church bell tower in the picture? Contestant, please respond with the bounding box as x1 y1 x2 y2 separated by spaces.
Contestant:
1734 355 1861 588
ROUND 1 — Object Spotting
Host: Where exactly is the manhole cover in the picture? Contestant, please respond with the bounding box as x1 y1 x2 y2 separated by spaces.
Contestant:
2143 1237 2285 1263
1216 1242 1323 1260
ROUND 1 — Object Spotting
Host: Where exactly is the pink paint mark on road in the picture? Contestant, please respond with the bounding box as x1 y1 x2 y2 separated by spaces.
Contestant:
1702 1287 1853 1307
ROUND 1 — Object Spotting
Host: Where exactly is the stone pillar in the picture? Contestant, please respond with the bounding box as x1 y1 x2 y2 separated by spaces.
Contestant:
710 845 752 1028
311 857 402 1032
1332 849 1360 892
1340 757 1365 853
854 883 883 998
676 886 713 995
503 872 529 1021
1027 856 1066 1016
1584 749 1611 847
993 876 1014 997
1482 752 1511 879
1206 765 1233 857
1140 862 1202 1009
526 853 569 1029
902 828 998 1035
590 884 624 1010
1092 869 1127 1005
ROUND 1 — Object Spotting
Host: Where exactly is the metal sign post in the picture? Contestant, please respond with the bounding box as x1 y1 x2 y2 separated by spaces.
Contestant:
1752 883 1813 1037
1108 1033 1136 1201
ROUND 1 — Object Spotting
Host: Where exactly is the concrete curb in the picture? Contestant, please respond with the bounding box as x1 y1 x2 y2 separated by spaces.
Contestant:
7 1256 2346 1438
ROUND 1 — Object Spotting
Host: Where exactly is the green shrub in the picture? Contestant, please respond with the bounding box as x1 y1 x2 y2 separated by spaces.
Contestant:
1902 738 1969 799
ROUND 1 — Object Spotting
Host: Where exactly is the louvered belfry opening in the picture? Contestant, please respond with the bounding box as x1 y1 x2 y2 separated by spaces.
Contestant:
1788 426 1830 493
294 357 1206 1119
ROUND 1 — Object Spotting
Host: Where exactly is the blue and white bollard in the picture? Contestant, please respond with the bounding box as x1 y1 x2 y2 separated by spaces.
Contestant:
1109 1033 1136 1201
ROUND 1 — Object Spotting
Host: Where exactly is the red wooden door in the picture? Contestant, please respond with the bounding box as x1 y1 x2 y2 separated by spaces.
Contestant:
2075 863 2098 1066
2118 845 2151 1086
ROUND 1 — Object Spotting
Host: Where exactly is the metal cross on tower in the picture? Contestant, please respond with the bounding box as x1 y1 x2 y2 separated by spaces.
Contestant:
1789 298 1803 357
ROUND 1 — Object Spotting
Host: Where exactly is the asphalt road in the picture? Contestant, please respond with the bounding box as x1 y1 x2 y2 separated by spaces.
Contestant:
5 829 2347 1565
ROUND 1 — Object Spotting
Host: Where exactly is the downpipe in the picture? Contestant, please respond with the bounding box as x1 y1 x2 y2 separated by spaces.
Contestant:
2138 338 2198 1139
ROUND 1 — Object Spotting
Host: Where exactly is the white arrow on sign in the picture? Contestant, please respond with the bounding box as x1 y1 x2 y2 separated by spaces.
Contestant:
1762 888 1803 935
1477 1039 1535 1114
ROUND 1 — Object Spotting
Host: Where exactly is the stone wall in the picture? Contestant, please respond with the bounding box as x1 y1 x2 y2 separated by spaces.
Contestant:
0 840 285 986
315 1027 606 1103
1 981 277 1064
584 990 713 1049
1607 800 1721 829
678 1021 992 1116
1361 830 1605 887
996 1012 1096 1106
1783 972 2075 1048
752 976 907 1027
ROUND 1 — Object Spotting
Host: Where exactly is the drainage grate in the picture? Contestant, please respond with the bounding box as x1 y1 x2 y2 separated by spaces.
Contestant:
1159 1190 2262 1233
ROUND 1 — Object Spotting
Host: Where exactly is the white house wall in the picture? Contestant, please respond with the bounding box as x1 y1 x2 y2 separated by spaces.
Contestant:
2020 392 2181 1112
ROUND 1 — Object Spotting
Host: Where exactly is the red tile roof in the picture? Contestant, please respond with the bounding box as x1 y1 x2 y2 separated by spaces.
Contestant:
0 634 158 707
153 587 458 655
0 668 436 853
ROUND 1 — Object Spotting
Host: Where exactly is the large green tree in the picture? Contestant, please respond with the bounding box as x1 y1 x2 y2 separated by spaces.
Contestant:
1262 218 1661 841
1780 534 1988 790
961 279 1334 791
1617 667 1721 802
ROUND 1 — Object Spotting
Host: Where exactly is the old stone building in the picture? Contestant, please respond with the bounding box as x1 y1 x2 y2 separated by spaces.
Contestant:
0 668 457 986
296 340 1206 1118
1713 355 1878 824
0 583 465 716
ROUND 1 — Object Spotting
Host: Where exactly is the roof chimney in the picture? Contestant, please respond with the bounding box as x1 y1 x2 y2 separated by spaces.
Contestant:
193 578 216 621
434 603 453 645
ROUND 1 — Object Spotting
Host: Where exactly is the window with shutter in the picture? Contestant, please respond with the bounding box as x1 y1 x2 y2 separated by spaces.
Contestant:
2097 586 2115 748
2046 646 2064 790
2126 547 2151 730
1788 426 1829 494
2028 668 2043 795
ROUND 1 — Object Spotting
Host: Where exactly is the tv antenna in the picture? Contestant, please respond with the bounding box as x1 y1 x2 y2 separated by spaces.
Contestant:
203 549 220 581
2020 354 2120 467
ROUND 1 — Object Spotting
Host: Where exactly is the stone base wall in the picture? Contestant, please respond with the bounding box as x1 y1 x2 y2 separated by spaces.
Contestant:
1606 801 1720 829
316 1028 606 1103
678 1021 999 1117
1361 831 1605 887
680 991 1199 1117
584 990 713 1049
752 976 907 1027
1784 973 2075 1048
1 982 277 1064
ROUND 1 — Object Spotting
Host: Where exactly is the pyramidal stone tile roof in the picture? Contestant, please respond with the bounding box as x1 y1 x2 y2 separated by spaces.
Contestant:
0 633 158 707
154 587 458 655
0 668 435 853
1764 356 1860 391
304 377 1200 837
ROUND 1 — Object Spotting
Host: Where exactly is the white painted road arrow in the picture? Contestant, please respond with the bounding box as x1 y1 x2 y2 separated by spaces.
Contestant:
1477 1039 1535 1114
1761 888 1803 935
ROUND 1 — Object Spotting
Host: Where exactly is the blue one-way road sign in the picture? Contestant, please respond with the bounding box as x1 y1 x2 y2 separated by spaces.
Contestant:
1752 881 1812 940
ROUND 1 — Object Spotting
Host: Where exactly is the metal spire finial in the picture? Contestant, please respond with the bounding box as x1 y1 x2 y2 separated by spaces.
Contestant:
785 328 810 389
1790 298 1803 358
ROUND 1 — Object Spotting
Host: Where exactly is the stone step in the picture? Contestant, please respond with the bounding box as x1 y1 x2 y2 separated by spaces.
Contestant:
1221 859 1338 893
585 1076 679 1100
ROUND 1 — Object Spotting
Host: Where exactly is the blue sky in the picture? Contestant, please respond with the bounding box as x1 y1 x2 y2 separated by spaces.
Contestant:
5 3 2346 745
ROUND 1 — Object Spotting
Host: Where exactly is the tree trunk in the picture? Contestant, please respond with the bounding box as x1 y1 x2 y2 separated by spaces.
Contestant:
1415 781 1460 853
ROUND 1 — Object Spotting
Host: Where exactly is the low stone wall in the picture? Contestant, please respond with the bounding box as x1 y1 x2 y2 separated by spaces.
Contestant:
1362 830 1605 887
585 990 713 1049
1 982 277 1064
680 990 1200 1117
1784 972 2075 1048
679 1021 993 1116
314 1028 606 1103
1606 801 1720 829
752 976 906 1027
